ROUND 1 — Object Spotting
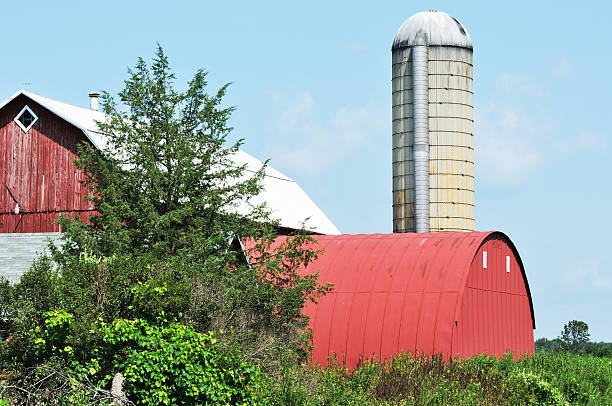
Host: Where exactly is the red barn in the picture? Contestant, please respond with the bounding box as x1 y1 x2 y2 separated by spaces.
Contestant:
0 90 339 281
270 231 535 368
0 92 99 234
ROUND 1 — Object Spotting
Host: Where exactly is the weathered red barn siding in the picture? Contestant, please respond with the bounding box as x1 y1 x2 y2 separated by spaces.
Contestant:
0 95 93 233
259 232 535 369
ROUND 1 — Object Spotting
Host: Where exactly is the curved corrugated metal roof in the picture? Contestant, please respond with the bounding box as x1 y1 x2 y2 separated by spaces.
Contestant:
0 90 340 235
393 10 473 50
253 231 533 367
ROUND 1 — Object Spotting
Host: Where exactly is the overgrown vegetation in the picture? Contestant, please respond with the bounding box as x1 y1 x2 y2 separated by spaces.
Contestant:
0 47 610 405
256 351 611 405
0 46 329 404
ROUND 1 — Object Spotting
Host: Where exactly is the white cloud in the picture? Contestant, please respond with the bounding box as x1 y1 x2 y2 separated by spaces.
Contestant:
495 73 548 97
263 92 386 177
264 89 283 104
343 40 366 56
475 99 549 186
552 57 574 78
476 71 610 187
561 254 612 293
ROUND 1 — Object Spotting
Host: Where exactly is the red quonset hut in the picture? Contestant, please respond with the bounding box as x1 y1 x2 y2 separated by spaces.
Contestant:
274 232 535 369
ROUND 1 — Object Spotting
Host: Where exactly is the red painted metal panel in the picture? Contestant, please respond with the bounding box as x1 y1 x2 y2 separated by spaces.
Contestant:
453 235 535 360
328 292 353 364
398 292 420 354
247 231 535 368
416 292 439 356
0 95 95 233
363 292 386 360
345 292 370 367
433 292 456 357
380 292 403 359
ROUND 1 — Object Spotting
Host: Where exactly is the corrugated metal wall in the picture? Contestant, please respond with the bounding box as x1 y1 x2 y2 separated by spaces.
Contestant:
428 46 474 232
254 232 534 369
0 95 94 233
392 47 416 232
0 232 62 282
392 46 474 232
453 235 534 359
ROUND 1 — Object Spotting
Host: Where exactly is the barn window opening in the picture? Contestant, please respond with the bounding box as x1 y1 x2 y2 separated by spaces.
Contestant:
506 255 510 273
483 251 487 269
14 105 38 133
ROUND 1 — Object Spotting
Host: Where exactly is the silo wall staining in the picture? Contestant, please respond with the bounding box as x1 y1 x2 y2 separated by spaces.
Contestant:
428 46 474 232
392 46 474 232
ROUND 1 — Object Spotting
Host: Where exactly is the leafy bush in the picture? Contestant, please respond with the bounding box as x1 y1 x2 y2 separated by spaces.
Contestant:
99 318 264 405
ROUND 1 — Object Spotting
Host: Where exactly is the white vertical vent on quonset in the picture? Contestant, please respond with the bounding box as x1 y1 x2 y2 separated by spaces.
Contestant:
483 251 487 269
506 256 511 273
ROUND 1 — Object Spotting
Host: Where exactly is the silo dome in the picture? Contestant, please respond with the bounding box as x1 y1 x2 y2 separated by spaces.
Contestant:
392 10 472 50
392 10 475 233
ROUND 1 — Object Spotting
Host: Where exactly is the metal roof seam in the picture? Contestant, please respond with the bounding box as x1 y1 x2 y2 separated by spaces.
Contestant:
372 238 405 360
354 237 387 362
323 237 362 363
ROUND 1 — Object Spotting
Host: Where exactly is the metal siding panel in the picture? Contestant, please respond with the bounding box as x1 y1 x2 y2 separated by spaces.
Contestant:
363 292 387 361
398 292 421 355
416 292 439 355
345 292 371 367
311 292 336 365
372 238 402 292
0 232 63 282
381 292 404 359
434 292 456 357
471 287 478 356
329 292 353 365
246 232 534 368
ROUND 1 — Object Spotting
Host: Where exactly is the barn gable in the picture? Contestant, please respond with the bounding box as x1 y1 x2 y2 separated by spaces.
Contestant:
0 89 340 282
0 94 93 234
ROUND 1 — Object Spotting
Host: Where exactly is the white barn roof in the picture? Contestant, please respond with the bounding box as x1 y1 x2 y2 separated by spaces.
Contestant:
1 90 340 235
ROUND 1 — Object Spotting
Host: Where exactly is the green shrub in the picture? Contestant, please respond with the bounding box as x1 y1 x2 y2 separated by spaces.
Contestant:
99 318 264 405
512 370 567 405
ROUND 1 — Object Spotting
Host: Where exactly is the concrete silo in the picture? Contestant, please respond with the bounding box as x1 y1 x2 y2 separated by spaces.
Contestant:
392 11 474 232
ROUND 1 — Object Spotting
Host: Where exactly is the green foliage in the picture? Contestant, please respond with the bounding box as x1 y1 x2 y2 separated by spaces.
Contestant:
512 370 567 405
258 352 612 406
40 45 327 371
57 43 270 261
99 318 264 405
559 320 590 353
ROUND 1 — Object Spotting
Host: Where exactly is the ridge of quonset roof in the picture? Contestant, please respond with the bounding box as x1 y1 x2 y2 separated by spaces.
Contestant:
0 90 341 235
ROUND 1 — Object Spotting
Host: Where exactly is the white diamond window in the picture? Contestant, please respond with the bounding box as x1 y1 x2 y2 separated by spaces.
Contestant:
14 105 38 133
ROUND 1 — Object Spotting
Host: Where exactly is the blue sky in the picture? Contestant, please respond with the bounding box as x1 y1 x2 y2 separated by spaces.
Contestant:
2 1 610 341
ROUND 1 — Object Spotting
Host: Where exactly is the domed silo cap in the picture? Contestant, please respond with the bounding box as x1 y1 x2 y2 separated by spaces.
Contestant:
392 10 473 50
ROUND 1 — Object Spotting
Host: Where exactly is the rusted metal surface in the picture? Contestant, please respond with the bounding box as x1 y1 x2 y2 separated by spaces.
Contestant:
0 95 94 233
428 46 474 232
252 232 535 368
392 12 474 233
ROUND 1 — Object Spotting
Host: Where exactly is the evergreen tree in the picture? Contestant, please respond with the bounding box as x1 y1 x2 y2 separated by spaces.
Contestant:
11 45 331 372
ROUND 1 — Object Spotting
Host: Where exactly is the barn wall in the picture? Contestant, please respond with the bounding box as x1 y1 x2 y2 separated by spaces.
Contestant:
276 232 535 369
452 235 535 359
0 95 94 233
0 232 63 282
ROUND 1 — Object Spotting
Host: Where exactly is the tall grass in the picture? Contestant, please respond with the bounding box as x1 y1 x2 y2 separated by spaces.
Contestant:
263 352 612 405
